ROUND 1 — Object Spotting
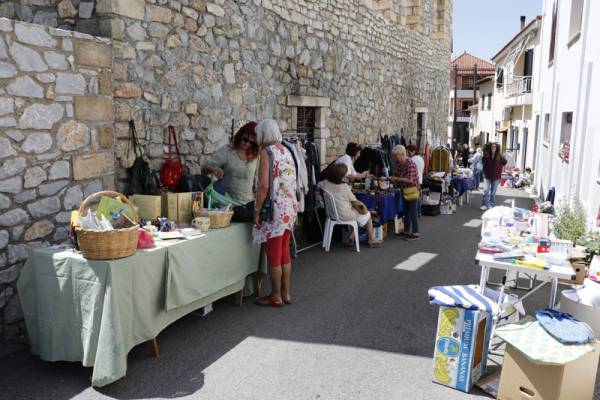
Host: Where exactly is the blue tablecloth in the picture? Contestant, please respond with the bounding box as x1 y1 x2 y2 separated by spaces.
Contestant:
355 192 404 222
453 177 476 196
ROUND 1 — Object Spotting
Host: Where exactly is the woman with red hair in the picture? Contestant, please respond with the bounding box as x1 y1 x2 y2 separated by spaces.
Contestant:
202 121 260 220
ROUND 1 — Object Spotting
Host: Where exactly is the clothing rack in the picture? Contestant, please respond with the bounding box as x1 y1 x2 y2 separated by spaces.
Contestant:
282 135 324 257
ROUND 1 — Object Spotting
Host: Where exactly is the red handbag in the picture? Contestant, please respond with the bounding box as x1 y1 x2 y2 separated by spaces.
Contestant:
160 125 184 191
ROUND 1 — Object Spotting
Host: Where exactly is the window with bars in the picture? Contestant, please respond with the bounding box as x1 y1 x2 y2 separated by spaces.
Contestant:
296 107 316 141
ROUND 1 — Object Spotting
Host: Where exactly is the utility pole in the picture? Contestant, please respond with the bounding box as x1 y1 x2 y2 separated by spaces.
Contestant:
472 63 478 105
472 63 477 147
452 64 458 146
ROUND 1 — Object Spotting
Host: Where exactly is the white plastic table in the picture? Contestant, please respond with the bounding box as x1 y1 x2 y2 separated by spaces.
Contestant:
476 251 576 309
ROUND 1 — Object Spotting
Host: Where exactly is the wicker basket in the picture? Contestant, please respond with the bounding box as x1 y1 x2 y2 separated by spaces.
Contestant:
76 191 139 260
197 209 234 229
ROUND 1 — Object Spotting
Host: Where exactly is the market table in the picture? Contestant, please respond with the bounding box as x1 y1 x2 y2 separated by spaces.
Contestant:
452 176 476 206
452 176 476 196
17 223 264 387
354 191 404 223
475 251 576 309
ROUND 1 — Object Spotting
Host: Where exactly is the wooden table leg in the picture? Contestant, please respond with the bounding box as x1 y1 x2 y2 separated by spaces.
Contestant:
253 272 261 297
234 289 243 307
151 338 159 358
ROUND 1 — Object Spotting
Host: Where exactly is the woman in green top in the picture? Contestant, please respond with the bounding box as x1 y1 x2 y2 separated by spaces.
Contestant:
202 121 260 221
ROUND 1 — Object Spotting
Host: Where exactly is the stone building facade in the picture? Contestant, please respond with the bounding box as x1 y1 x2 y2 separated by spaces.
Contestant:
0 19 115 339
0 0 452 340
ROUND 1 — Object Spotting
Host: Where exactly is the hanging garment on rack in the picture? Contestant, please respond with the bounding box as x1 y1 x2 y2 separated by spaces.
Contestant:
354 147 388 176
282 138 308 212
424 143 431 175
430 147 451 173
304 141 320 212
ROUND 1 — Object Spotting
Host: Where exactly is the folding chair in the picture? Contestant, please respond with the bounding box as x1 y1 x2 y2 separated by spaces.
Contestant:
321 189 360 253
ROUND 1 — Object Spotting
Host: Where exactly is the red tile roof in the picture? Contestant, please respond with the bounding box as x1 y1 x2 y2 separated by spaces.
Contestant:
451 52 495 74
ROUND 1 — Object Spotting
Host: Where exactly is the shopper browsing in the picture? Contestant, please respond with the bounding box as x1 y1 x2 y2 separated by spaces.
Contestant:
253 119 299 308
471 147 483 189
202 121 260 220
480 142 507 211
389 145 420 240
318 164 383 248
335 143 369 181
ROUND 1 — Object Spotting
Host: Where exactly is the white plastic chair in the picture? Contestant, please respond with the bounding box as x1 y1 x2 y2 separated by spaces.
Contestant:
321 189 360 252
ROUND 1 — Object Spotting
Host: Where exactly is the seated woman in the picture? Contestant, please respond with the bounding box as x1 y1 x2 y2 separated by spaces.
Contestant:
318 164 383 248
201 121 259 221
335 143 368 181
515 167 534 188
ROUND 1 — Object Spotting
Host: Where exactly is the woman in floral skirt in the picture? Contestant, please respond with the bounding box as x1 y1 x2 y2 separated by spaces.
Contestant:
253 119 299 307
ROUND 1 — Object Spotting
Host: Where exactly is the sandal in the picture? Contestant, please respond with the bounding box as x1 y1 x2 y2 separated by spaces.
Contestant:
281 292 293 305
254 295 284 308
368 240 383 248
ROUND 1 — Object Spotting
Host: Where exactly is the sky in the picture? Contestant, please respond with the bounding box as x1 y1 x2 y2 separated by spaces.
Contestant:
452 0 543 61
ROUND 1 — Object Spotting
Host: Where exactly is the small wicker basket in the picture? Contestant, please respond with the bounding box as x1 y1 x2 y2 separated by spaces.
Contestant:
197 209 234 229
76 191 139 260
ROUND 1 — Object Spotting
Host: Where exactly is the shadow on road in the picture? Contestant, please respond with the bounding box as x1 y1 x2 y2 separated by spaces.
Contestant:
5 188 595 400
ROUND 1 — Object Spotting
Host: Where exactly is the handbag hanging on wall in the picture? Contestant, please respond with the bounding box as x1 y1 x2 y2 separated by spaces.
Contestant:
160 125 185 191
127 120 158 195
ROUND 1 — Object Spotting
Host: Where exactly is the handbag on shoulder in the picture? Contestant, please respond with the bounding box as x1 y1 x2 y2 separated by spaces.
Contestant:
127 120 158 195
259 148 274 223
403 186 420 202
160 125 185 191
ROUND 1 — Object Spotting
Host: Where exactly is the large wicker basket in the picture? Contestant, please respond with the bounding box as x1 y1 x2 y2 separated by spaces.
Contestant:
197 209 234 229
76 191 139 260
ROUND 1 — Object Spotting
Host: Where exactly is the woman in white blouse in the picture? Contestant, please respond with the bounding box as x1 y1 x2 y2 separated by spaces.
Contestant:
335 143 368 182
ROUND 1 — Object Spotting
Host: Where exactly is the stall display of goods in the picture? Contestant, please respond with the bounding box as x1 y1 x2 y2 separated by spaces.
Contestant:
75 191 139 260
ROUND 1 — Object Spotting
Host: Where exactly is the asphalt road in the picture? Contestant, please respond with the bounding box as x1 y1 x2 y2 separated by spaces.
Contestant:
1 188 598 400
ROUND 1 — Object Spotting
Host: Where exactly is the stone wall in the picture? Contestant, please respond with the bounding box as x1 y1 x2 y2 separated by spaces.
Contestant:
103 0 451 190
0 1 108 37
0 19 114 340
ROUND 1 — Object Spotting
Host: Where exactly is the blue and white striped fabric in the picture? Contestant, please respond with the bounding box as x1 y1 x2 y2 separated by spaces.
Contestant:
428 285 500 316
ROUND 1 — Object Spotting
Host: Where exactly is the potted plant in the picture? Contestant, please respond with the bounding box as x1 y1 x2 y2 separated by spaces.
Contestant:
552 198 587 244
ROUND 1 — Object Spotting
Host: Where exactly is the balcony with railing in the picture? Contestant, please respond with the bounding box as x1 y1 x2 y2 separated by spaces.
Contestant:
505 75 533 105
506 76 532 97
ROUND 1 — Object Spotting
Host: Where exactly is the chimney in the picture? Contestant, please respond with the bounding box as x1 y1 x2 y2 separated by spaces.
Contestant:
520 16 526 30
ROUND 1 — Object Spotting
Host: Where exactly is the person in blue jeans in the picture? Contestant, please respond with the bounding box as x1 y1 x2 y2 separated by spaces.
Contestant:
480 142 507 210
471 147 483 189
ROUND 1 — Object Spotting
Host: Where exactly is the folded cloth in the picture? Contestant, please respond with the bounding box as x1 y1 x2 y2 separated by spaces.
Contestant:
535 308 595 344
428 284 500 316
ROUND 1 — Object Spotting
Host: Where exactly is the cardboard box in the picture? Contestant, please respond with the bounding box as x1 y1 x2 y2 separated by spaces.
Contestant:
131 195 162 220
497 342 600 400
559 289 600 338
161 192 200 223
432 306 492 392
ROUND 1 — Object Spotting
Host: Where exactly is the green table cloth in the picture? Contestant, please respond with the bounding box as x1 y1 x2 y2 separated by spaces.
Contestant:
17 223 263 387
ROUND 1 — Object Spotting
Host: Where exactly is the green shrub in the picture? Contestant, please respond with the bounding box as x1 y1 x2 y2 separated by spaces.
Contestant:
582 231 600 264
553 198 588 244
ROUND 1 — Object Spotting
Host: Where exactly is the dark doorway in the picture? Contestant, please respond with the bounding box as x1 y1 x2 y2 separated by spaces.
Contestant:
522 127 529 170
